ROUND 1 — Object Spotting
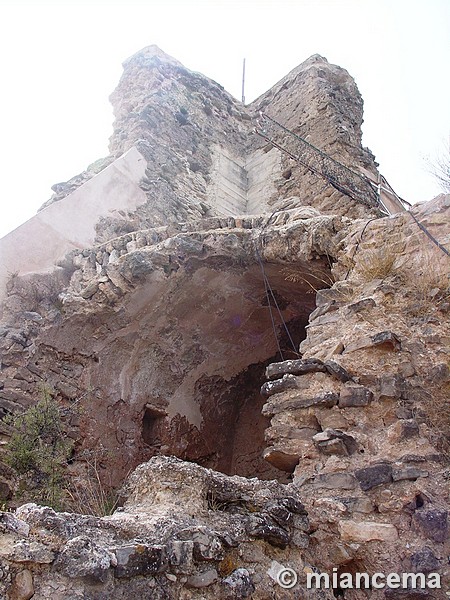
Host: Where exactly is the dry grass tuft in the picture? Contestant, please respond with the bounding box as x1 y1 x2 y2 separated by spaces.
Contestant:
355 245 399 281
399 251 449 316
65 451 119 517
281 267 335 294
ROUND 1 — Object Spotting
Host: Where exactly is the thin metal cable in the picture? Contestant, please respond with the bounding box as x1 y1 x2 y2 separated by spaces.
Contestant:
263 270 298 354
255 243 298 357
255 113 379 209
256 113 449 260
408 211 450 258
258 250 283 360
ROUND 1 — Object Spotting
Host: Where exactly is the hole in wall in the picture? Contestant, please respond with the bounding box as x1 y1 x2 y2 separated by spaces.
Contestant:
135 266 330 483
277 315 308 360
142 405 167 447
194 358 291 482
331 561 367 598
74 259 334 489
413 493 425 509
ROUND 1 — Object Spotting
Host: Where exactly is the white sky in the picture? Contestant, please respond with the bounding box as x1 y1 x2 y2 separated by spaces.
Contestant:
0 0 449 238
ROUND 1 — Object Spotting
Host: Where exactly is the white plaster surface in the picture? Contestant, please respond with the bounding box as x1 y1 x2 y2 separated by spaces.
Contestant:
0 147 148 303
208 145 281 217
209 149 247 216
246 148 281 214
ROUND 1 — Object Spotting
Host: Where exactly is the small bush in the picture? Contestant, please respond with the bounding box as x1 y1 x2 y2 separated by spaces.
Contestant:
5 386 73 509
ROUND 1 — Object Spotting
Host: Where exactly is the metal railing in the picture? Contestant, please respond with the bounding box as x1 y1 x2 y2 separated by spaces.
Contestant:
255 112 380 210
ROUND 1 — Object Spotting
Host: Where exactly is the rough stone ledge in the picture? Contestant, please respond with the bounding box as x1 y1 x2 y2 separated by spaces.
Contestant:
0 456 318 599
262 390 340 414
344 330 401 353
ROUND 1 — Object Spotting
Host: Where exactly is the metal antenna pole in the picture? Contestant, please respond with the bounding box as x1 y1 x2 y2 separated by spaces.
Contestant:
241 58 246 104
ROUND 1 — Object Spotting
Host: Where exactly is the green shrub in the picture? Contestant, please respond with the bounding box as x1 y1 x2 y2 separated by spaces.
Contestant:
5 386 73 508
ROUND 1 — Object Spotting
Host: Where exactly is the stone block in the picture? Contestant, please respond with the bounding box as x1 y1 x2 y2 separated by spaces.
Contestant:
354 463 393 491
399 361 416 377
260 374 298 398
388 420 421 444
312 472 358 490
339 383 373 408
186 568 218 588
399 420 420 438
315 408 349 430
315 438 348 455
10 569 34 600
344 330 401 353
263 449 299 472
336 496 374 514
410 547 440 573
247 514 291 548
191 530 223 561
56 536 114 581
264 503 294 528
223 568 255 599
263 391 339 415
392 466 428 481
324 360 352 382
413 508 448 543
0 513 30 537
0 389 33 406
313 428 358 455
167 540 194 572
339 520 398 542
378 374 407 399
370 330 402 350
395 407 414 420
265 424 319 444
273 410 320 429
114 543 166 578
291 530 309 548
308 302 337 322
265 358 326 380
7 540 55 564
345 297 376 313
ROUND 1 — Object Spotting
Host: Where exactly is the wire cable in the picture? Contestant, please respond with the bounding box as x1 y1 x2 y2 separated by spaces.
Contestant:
408 211 450 258
255 240 299 357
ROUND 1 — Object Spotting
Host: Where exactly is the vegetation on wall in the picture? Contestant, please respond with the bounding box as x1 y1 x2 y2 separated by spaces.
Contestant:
4 385 72 509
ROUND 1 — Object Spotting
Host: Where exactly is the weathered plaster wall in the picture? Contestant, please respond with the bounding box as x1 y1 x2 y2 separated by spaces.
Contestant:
0 147 147 307
207 146 281 217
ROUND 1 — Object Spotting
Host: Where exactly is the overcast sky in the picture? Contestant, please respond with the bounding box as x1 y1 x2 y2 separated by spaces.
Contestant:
0 0 449 238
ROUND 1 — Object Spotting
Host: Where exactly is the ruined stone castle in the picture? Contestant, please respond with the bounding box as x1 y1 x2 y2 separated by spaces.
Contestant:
0 46 448 599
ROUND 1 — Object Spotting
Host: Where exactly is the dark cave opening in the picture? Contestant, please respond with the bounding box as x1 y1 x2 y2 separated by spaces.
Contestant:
277 315 309 361
194 359 283 481
142 405 166 447
195 314 310 483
